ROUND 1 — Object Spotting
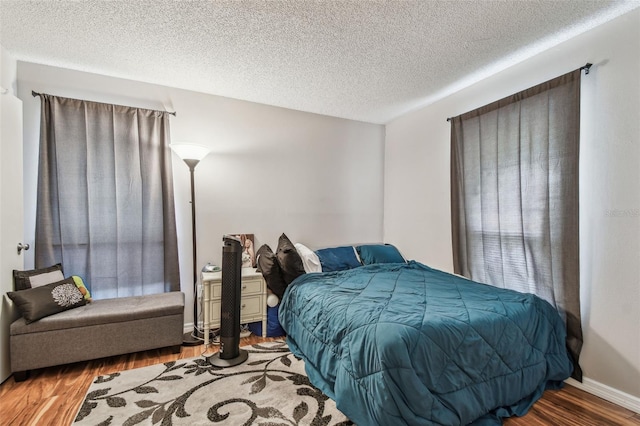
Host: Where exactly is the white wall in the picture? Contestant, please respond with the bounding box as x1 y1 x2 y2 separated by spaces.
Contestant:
17 62 385 331
1 45 17 95
385 9 640 402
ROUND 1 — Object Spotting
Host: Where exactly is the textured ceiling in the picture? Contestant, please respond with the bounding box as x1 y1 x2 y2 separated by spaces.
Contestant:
1 1 638 124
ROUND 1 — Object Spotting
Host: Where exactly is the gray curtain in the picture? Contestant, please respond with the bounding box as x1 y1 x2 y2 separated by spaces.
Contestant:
35 94 180 299
450 69 582 380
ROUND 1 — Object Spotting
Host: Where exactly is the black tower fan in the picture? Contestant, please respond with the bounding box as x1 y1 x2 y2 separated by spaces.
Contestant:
207 235 248 367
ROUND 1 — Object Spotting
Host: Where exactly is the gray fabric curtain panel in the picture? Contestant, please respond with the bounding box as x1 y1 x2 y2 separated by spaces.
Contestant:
35 94 180 299
450 69 582 380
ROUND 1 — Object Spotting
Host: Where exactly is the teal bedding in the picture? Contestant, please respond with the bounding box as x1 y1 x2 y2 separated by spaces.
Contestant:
279 261 573 425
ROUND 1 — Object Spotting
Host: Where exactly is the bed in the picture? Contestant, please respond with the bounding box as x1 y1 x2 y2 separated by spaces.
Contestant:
278 260 573 425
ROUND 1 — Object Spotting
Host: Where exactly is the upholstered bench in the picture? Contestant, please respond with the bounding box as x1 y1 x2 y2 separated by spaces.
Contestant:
10 291 184 381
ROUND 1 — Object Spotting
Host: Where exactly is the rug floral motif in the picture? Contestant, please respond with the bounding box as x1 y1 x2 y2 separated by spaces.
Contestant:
74 341 353 425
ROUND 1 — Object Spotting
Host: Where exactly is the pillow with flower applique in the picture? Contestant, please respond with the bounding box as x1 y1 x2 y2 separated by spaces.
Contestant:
7 277 87 324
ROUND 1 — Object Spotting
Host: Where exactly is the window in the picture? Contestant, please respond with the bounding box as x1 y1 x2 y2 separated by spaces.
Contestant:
34 94 180 298
450 68 583 379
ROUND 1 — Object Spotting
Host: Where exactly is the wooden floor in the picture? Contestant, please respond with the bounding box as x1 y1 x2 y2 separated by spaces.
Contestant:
1 335 638 426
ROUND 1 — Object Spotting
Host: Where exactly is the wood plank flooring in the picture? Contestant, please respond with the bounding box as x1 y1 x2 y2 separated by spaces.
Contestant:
1 335 638 425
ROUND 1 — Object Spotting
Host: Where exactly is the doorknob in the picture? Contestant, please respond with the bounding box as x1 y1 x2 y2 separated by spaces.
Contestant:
17 243 30 254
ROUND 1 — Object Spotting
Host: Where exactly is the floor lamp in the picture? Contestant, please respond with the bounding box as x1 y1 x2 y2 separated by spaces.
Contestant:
171 143 211 346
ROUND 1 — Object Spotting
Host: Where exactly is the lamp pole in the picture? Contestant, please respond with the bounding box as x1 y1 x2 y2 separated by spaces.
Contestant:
170 144 211 346
184 158 201 345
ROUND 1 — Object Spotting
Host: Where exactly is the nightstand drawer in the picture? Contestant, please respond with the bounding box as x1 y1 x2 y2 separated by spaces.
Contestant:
209 300 221 323
212 285 222 299
207 295 262 325
240 295 262 317
241 278 263 295
210 278 263 299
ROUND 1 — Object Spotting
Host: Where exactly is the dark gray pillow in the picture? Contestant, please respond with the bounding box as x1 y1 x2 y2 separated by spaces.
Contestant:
276 233 305 286
13 263 64 291
256 244 288 299
7 277 87 323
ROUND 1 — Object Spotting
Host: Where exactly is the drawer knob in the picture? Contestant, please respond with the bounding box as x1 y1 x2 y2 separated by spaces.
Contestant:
242 285 247 290
241 304 246 309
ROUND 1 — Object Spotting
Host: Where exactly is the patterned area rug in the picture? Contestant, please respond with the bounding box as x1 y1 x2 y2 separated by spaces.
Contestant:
74 341 352 425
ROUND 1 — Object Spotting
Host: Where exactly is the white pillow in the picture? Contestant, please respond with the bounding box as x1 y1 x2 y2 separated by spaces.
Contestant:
28 270 64 288
294 243 322 273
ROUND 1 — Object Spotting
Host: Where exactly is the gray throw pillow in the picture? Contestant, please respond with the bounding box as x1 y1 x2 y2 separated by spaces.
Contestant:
7 277 87 323
13 263 64 291
276 233 306 286
256 244 288 299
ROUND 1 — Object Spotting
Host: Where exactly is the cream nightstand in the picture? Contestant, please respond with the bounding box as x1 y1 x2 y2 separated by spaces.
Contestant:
201 268 267 345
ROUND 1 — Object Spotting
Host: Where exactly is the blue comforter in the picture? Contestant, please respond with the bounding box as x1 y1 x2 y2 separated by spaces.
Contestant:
279 261 573 425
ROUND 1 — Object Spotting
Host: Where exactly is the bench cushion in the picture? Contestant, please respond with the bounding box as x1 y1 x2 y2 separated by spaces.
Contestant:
10 291 184 336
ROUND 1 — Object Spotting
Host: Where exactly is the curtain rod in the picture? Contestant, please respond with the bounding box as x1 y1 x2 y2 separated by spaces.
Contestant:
31 90 177 117
445 62 592 122
580 63 593 74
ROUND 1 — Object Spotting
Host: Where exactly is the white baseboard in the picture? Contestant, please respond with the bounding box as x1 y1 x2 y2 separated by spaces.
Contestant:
566 377 640 414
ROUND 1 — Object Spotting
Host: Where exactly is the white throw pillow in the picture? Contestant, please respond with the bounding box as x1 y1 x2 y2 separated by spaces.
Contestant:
28 270 65 288
294 242 322 273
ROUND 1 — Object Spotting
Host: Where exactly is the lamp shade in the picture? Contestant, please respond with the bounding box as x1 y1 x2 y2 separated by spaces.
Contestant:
171 143 211 161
